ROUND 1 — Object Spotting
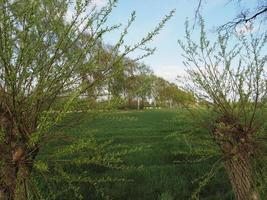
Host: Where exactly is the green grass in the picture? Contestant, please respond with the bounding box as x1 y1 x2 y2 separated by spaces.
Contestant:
47 109 234 200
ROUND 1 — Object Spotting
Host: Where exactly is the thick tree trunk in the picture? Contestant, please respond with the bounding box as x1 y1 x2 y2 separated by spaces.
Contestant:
224 152 259 200
14 165 30 200
0 163 16 200
213 118 259 200
0 114 32 200
0 154 29 200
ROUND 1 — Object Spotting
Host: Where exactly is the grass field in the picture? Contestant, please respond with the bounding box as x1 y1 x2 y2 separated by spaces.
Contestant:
39 109 235 200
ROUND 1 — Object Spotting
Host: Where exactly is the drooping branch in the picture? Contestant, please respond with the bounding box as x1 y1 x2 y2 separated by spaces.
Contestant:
219 6 267 31
195 0 267 31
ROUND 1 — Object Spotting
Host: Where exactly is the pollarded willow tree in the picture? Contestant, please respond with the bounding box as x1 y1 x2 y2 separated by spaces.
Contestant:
0 0 174 199
179 20 267 200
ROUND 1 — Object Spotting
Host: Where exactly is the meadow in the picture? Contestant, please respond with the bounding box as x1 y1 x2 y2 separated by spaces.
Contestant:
37 109 237 200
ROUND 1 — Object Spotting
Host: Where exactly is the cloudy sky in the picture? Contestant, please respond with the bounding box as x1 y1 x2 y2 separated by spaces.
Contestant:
92 0 259 83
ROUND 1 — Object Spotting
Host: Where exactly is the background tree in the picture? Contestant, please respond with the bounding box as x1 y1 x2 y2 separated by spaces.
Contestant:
123 64 153 109
150 76 195 108
179 20 267 200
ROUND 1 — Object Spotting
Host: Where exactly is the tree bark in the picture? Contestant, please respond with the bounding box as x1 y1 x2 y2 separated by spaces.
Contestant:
213 118 260 200
224 152 259 200
1 153 31 200
1 163 16 200
0 113 31 200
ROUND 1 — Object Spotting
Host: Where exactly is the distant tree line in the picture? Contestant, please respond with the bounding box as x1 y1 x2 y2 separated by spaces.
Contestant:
65 44 196 111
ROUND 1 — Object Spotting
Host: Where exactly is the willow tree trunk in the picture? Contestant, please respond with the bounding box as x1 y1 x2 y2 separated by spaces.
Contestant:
0 141 30 200
213 119 259 200
0 162 16 200
0 113 33 200
224 151 259 200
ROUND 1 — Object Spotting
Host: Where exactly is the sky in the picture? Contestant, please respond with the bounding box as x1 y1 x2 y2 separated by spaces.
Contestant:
92 0 260 83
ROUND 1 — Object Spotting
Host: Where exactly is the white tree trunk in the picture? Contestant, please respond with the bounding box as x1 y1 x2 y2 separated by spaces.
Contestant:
169 99 172 108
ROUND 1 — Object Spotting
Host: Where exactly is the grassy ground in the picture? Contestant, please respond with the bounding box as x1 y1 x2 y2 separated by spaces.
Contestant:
46 109 234 200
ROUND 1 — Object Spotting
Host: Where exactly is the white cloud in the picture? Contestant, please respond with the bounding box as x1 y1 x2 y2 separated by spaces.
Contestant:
236 22 257 35
92 0 107 7
153 65 186 83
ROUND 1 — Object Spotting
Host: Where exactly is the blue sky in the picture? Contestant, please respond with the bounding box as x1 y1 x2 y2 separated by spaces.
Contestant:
95 0 259 82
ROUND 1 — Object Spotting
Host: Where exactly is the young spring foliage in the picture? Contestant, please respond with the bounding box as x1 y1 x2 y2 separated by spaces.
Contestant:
179 19 267 199
0 0 175 199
